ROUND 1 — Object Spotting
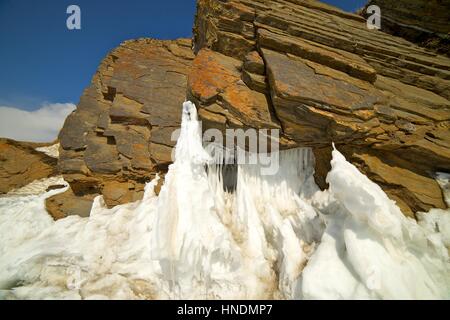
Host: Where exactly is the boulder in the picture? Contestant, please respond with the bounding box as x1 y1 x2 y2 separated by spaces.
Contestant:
45 187 95 220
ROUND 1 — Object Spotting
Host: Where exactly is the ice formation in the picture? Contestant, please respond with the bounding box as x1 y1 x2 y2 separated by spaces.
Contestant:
300 149 450 299
35 143 60 158
0 101 449 300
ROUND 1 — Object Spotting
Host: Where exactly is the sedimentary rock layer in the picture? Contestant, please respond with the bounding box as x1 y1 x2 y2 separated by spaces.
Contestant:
189 0 450 216
0 139 58 194
55 0 450 217
363 0 450 55
57 38 194 207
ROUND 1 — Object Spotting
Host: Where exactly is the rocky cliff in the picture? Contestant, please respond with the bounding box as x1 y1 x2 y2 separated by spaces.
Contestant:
57 38 194 210
0 139 58 194
364 0 450 55
188 0 450 217
55 0 450 218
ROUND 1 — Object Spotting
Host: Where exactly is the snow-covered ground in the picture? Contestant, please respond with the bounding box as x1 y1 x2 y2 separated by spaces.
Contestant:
0 102 449 300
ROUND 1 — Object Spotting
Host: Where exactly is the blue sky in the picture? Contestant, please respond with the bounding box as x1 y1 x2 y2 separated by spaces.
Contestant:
0 0 367 111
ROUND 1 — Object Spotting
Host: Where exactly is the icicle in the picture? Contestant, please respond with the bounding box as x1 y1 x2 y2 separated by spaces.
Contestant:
0 102 448 300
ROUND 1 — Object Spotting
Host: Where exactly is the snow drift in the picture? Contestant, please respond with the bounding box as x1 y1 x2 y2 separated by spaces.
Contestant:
0 101 449 300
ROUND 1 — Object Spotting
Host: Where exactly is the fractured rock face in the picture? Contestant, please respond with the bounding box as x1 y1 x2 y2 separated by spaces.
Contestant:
188 48 280 132
363 0 450 56
58 38 194 207
189 0 450 215
55 0 448 216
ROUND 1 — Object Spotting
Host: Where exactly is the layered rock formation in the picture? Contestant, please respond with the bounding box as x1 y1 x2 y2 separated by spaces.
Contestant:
54 0 449 218
188 0 450 217
0 139 58 194
364 0 450 55
57 38 194 208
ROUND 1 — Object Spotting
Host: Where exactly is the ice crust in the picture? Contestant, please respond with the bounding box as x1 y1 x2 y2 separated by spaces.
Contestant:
35 143 60 158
